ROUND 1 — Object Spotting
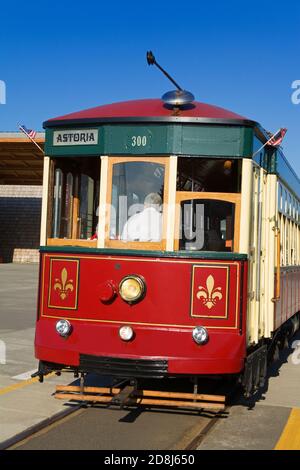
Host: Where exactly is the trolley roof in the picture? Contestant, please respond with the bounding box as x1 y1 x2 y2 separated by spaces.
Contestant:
43 98 300 198
43 99 257 128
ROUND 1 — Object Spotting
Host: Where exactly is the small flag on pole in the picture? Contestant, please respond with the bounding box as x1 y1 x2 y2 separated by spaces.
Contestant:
18 123 44 155
19 124 37 140
267 128 287 147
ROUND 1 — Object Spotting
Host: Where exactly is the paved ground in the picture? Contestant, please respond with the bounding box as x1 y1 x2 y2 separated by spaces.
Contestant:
0 263 39 331
0 264 39 379
0 264 74 445
198 332 300 450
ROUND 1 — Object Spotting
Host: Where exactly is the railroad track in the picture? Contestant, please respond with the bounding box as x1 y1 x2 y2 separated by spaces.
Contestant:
0 403 83 450
2 378 232 451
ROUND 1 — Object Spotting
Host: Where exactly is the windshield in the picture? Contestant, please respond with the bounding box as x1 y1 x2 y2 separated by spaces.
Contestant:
110 161 165 242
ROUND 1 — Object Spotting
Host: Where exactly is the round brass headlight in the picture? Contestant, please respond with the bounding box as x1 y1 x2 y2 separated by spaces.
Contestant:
119 275 146 303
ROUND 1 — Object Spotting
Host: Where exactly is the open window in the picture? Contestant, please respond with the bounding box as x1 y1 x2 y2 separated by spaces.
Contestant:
104 157 170 250
175 193 240 252
175 157 241 252
47 157 100 247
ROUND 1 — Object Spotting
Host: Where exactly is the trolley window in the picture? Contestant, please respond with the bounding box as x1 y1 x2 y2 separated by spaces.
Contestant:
175 193 240 252
177 198 235 252
175 157 241 252
104 157 170 250
47 157 100 246
177 157 241 193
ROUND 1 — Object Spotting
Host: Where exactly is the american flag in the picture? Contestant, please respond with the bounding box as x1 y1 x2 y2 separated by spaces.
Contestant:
267 128 287 147
19 124 37 139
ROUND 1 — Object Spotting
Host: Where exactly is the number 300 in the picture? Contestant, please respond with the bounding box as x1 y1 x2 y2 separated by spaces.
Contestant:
131 135 147 147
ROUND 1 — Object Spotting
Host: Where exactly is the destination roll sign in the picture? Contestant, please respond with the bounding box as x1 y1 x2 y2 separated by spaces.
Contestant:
53 129 98 146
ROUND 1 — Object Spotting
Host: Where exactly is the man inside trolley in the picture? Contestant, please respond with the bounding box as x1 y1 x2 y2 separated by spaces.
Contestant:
121 192 162 242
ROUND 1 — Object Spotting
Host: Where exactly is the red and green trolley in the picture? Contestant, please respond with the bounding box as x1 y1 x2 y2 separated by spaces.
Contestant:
34 81 300 397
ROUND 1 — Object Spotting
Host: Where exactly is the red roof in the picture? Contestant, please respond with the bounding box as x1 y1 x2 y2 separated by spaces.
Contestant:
46 99 250 124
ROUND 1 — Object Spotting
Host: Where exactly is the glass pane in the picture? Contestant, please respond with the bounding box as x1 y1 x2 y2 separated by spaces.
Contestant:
50 157 100 239
179 199 235 252
111 161 165 241
52 168 63 238
177 158 241 193
65 172 73 238
79 175 94 239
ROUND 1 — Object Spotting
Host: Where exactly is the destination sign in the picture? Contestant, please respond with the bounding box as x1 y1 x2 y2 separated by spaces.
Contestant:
53 129 98 146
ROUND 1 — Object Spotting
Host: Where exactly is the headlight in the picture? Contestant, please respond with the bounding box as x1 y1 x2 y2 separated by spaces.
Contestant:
119 275 145 303
56 319 72 337
192 326 209 345
119 325 134 341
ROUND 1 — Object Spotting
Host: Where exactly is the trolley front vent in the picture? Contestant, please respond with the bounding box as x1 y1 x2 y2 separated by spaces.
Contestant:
79 354 168 379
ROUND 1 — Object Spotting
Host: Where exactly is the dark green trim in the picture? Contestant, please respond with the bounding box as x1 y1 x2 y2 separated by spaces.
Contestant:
40 245 248 260
45 123 253 158
253 127 300 198
274 149 300 198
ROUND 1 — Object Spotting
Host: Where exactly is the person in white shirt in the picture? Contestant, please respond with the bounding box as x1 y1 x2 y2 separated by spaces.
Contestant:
121 192 162 242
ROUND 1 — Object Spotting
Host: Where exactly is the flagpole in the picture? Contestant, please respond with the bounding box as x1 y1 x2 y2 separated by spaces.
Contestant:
18 125 44 155
251 128 281 159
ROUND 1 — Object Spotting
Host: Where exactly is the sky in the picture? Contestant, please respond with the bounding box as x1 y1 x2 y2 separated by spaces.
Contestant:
0 0 299 172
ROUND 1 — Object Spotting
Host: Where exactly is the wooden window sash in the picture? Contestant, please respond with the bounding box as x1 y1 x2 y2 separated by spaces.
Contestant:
46 159 55 241
47 238 97 248
104 156 170 251
174 191 241 252
47 158 100 247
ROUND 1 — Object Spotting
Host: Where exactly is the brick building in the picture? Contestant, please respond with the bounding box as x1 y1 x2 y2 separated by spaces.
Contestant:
0 132 44 263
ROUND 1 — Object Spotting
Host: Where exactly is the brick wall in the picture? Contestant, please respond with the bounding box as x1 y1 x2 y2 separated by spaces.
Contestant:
0 185 42 263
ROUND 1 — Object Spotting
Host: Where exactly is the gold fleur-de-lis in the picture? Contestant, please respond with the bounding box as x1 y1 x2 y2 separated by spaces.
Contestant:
54 268 74 300
196 275 222 309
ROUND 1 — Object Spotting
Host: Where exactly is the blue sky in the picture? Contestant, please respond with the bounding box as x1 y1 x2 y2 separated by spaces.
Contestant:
1 0 299 172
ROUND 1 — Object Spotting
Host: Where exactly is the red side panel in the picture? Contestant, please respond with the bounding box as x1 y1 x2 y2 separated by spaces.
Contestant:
274 267 300 330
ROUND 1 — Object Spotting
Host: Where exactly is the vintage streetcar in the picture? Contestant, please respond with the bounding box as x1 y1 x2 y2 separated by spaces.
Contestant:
35 57 300 398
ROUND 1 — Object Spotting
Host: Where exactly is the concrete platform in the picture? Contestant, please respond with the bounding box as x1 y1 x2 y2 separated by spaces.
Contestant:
0 264 74 446
0 374 78 446
198 331 300 450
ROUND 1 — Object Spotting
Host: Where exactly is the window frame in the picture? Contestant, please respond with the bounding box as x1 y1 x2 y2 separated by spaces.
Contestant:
46 156 100 248
103 156 170 251
174 191 241 252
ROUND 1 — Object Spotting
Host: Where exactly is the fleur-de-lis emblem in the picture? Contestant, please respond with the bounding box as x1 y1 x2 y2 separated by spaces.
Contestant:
196 275 222 309
54 268 74 300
